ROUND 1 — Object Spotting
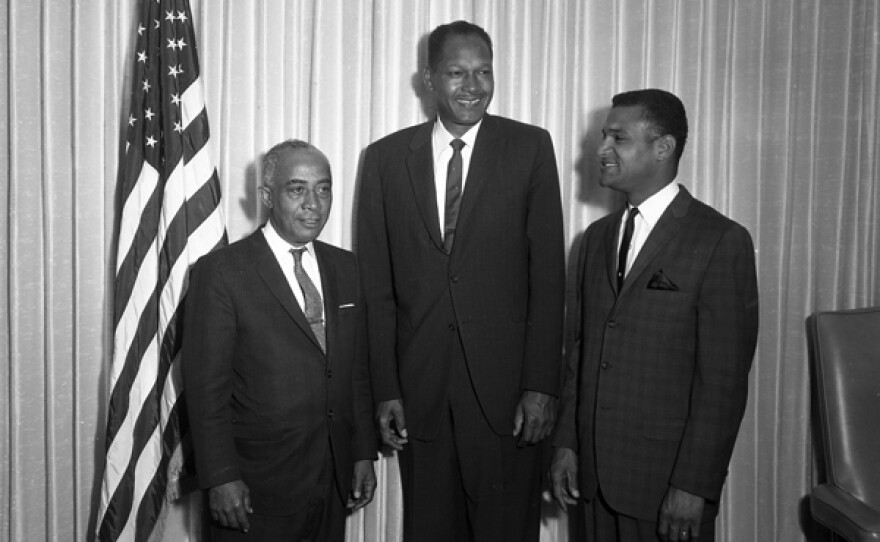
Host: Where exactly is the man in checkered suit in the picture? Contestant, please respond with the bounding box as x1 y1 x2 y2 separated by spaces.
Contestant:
551 89 759 542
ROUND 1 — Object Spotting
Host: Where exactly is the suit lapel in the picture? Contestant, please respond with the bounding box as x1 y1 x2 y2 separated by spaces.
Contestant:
454 115 497 249
405 122 445 251
251 232 323 351
619 187 693 297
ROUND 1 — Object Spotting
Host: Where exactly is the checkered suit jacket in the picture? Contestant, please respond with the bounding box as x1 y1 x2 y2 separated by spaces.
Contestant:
554 186 759 521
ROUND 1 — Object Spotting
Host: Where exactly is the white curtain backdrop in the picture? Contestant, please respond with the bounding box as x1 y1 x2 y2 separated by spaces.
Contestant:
2 1 879 540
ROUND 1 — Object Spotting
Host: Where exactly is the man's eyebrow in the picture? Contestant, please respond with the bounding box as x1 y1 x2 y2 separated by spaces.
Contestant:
284 178 332 184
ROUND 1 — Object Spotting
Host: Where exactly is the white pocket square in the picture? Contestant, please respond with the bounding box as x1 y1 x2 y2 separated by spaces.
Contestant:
339 303 356 309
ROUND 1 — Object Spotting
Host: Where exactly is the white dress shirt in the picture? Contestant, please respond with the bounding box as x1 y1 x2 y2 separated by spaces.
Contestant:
618 182 680 276
262 220 324 311
431 118 482 235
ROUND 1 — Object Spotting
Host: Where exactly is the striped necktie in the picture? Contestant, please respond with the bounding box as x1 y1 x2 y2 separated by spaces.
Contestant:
444 138 466 252
291 248 326 352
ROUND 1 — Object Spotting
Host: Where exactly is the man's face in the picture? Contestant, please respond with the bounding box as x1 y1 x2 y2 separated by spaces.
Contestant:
597 105 662 197
260 149 332 246
424 33 494 138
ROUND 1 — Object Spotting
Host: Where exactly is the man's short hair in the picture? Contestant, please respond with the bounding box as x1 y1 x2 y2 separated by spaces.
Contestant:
261 139 330 187
612 89 689 162
427 20 493 71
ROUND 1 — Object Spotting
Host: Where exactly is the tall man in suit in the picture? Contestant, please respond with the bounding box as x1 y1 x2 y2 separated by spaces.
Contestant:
357 20 565 542
550 89 759 542
183 140 377 541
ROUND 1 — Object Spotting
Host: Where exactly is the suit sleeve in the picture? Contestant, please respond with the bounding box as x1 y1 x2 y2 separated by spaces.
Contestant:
671 224 759 501
356 144 401 404
181 256 241 489
350 255 379 460
553 229 590 452
520 130 566 395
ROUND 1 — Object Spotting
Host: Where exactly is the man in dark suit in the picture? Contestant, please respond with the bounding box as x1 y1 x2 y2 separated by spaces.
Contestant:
357 20 565 542
550 89 759 542
183 140 377 541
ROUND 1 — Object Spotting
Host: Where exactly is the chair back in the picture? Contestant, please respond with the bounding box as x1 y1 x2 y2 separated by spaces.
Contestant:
810 306 880 509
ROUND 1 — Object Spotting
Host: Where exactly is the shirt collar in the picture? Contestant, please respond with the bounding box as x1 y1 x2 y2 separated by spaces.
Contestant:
262 219 315 258
432 117 482 152
629 182 680 229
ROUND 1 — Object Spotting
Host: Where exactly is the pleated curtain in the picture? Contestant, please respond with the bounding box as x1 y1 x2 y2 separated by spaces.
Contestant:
2 1 878 540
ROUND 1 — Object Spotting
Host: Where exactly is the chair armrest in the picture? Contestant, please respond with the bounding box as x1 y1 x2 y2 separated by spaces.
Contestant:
811 484 880 541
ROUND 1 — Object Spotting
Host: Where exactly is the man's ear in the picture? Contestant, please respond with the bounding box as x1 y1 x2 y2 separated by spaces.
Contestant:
654 135 677 162
258 185 272 209
422 66 434 91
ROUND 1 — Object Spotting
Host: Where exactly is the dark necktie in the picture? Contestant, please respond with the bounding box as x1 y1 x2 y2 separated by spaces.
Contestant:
617 207 639 290
444 138 466 252
291 248 326 353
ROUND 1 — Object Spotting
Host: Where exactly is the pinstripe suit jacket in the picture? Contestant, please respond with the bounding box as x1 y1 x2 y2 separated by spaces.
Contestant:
555 186 759 520
182 232 376 515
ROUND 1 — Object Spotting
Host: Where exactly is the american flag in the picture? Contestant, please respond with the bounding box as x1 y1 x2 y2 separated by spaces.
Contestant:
96 0 226 539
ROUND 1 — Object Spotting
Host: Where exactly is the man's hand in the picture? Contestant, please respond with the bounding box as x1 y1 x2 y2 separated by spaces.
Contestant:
376 399 408 450
549 447 580 512
658 486 705 541
347 460 377 511
209 480 253 532
513 390 557 446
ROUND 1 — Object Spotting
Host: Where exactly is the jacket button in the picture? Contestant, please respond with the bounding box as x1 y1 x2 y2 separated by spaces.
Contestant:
327 369 333 379
328 410 335 419
448 324 456 331
450 275 459 283
601 361 610 369
607 320 617 328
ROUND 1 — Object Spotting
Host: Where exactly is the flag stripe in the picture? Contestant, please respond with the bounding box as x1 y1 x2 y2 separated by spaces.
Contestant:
182 105 211 163
99 336 159 541
180 77 207 126
157 152 216 257
116 163 159 275
106 282 160 449
135 392 189 540
114 176 161 322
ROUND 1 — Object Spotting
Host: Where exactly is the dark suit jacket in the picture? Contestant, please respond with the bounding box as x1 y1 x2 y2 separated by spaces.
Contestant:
182 231 376 515
357 114 566 439
555 186 759 521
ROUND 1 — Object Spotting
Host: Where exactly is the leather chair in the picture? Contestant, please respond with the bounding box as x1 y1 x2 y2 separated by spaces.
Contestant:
809 306 880 541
